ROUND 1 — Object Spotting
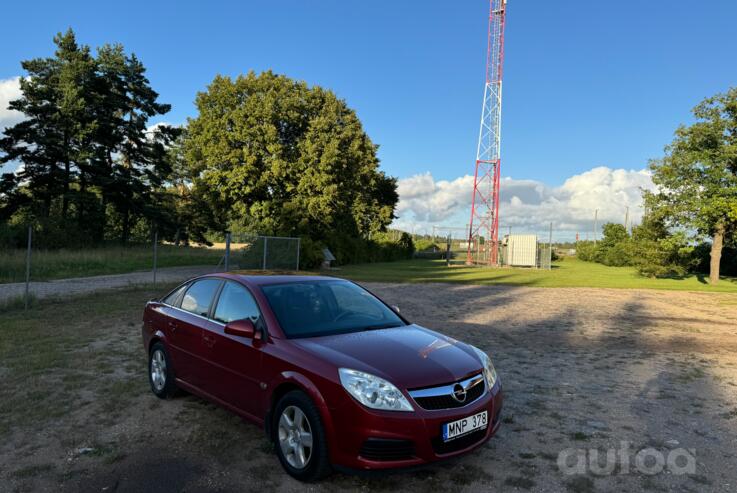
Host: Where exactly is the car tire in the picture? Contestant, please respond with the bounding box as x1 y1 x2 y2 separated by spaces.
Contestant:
148 342 178 399
273 390 331 481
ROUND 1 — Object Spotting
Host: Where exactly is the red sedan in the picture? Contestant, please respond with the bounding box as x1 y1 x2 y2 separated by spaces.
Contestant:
142 274 503 481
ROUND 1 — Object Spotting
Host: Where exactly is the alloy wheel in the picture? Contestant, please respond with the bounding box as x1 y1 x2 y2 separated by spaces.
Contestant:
150 349 167 392
278 405 313 469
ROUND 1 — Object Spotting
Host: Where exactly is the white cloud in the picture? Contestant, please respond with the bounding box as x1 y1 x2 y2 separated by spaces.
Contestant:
0 76 24 132
393 166 656 240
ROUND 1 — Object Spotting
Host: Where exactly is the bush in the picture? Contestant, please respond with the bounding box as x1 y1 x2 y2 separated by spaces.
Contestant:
325 232 414 266
575 241 598 261
631 232 694 278
298 236 325 269
414 239 440 252
597 241 634 267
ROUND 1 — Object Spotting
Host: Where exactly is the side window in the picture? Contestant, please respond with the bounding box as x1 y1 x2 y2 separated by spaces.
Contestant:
163 284 188 307
213 282 261 324
181 279 222 317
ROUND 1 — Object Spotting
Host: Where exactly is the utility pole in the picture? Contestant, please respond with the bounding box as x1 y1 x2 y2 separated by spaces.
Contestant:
548 222 553 270
593 209 599 244
624 206 629 233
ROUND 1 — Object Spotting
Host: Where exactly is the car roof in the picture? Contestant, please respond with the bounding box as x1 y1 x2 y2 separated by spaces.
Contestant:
198 273 344 286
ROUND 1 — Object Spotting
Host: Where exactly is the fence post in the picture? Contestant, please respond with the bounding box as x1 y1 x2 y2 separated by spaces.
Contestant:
153 229 158 287
296 237 301 271
24 225 32 310
262 237 268 270
446 235 451 267
224 232 231 272
548 222 553 270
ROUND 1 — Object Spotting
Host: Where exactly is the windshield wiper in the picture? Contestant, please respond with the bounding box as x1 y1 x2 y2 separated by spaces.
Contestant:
362 323 403 331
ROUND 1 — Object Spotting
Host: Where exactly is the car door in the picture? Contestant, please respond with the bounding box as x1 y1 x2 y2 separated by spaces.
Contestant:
204 281 265 419
166 278 223 390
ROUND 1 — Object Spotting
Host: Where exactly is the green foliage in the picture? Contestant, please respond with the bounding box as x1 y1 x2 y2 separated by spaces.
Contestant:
298 236 325 269
0 29 186 246
594 223 633 267
644 87 737 282
575 241 598 262
576 217 697 278
414 238 440 252
184 71 398 242
324 232 414 266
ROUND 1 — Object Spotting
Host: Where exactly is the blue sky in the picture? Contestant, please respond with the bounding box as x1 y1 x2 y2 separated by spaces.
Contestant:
1 0 736 236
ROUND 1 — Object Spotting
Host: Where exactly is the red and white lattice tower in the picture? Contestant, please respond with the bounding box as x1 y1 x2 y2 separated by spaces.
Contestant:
467 0 507 265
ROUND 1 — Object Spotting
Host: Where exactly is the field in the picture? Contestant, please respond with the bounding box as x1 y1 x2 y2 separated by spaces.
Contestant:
2 280 737 492
0 245 223 284
339 257 737 293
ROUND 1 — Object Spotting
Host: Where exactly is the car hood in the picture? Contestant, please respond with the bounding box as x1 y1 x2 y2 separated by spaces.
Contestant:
293 324 482 389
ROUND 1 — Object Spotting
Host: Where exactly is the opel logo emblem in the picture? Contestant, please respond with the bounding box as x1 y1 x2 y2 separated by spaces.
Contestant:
452 383 467 403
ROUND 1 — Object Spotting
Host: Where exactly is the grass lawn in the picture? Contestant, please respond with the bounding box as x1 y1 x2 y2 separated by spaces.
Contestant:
336 257 737 293
0 283 175 437
0 245 224 284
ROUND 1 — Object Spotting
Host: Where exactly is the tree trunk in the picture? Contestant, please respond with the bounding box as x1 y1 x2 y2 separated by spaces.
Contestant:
709 223 725 285
121 206 130 245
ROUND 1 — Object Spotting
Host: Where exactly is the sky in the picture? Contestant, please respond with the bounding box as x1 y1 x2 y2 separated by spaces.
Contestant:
1 0 736 240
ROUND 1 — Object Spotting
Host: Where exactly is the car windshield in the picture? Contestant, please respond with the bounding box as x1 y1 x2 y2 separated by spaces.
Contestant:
260 280 405 338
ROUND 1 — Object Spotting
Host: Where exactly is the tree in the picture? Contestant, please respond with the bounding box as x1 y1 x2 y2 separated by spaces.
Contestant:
0 29 96 221
630 214 694 278
91 44 179 243
0 29 178 245
645 88 737 284
593 223 633 267
184 71 397 240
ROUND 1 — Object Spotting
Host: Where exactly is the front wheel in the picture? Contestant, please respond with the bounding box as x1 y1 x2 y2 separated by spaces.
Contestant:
273 390 331 481
148 342 178 398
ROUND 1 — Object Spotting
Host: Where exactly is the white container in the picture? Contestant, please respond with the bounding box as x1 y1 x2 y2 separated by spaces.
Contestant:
506 234 538 267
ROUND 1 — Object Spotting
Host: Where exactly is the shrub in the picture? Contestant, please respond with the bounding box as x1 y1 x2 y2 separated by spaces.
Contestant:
298 236 325 269
414 239 440 252
323 232 414 266
575 241 598 261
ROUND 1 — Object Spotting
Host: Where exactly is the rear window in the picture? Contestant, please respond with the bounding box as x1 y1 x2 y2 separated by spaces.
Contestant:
261 280 404 338
162 284 188 306
181 279 222 317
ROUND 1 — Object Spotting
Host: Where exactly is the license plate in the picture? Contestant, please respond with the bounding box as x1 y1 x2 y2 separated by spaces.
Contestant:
442 410 488 442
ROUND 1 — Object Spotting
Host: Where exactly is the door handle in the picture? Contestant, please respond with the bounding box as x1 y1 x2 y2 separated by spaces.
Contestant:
203 334 215 348
168 321 178 332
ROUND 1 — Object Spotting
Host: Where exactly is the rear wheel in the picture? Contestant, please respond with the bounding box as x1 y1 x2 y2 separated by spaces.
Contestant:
273 391 331 481
148 342 178 398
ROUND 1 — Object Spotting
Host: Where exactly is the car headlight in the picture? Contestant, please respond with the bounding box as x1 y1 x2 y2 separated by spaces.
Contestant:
472 346 498 389
338 368 414 412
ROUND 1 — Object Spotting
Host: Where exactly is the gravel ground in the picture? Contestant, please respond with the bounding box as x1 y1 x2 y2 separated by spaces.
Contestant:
2 282 737 492
0 266 215 304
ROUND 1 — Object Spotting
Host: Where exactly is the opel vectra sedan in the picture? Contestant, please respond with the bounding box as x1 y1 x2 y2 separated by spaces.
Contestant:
142 274 503 481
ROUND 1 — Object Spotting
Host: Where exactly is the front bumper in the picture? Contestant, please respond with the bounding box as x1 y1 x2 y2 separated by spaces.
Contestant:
327 380 503 470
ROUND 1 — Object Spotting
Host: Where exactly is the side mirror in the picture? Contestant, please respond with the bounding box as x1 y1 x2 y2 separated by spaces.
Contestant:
224 319 255 338
391 305 400 313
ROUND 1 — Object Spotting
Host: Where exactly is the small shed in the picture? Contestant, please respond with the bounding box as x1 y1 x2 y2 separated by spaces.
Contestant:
504 234 538 267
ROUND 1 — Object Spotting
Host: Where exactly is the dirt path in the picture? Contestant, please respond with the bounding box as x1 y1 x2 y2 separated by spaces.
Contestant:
0 265 216 304
2 282 737 492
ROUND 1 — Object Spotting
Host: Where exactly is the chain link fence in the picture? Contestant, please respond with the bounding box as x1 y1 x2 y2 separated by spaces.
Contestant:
219 233 301 271
422 222 562 269
0 226 301 310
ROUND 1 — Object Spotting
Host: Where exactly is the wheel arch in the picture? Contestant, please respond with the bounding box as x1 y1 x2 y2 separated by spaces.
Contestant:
265 372 334 447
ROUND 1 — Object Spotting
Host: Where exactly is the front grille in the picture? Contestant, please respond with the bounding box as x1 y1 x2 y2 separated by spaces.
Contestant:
413 382 485 410
359 438 415 461
410 373 486 410
431 428 487 455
